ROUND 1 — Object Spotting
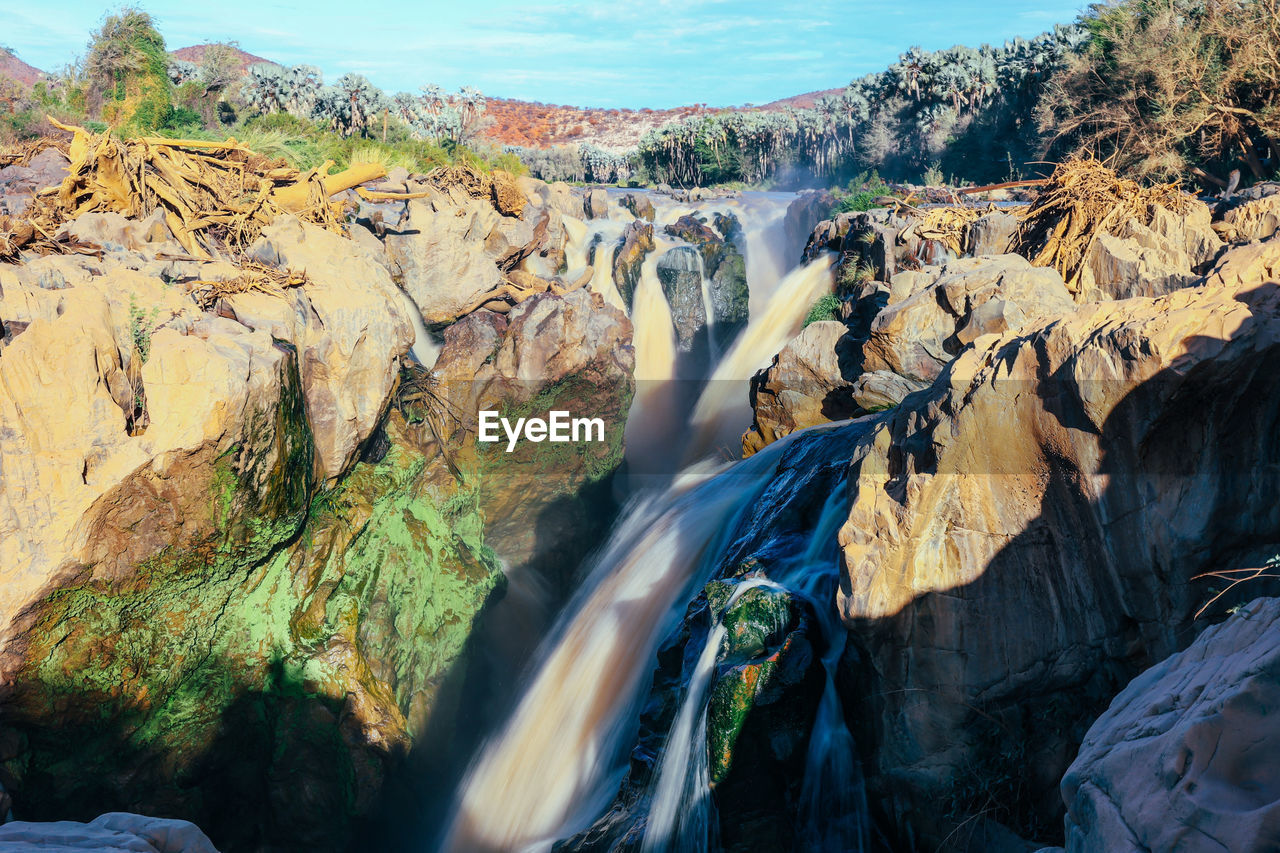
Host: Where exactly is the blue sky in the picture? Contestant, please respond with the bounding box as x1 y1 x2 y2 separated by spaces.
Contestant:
3 0 1086 108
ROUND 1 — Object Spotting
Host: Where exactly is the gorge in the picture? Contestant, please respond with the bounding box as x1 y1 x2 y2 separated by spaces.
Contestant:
2 106 1280 853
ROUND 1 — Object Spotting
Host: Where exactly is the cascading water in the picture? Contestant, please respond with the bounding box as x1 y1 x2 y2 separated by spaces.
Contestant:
443 449 790 852
443 189 857 852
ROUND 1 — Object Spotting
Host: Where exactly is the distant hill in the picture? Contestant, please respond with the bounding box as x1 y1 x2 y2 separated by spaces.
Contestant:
170 44 278 75
0 48 46 87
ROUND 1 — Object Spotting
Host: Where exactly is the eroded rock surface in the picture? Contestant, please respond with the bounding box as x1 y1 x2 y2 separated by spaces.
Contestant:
1057 595 1280 853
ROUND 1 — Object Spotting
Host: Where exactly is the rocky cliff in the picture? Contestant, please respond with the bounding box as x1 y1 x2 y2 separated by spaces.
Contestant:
0 161 634 851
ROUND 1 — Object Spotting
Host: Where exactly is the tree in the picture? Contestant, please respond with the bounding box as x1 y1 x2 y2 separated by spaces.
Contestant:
84 6 171 130
197 42 242 98
1039 0 1280 184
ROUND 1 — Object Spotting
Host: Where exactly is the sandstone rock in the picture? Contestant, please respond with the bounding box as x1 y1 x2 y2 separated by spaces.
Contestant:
247 215 413 482
613 220 655 310
584 187 609 220
1219 190 1280 243
861 254 1073 383
742 320 857 455
1059 596 1280 853
1075 202 1222 301
427 287 635 578
836 251 1280 847
58 209 180 253
0 812 217 852
382 192 503 325
621 192 655 222
0 148 69 218
656 246 707 353
968 211 1018 256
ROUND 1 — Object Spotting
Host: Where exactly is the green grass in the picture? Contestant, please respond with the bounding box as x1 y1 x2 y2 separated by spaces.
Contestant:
803 293 841 327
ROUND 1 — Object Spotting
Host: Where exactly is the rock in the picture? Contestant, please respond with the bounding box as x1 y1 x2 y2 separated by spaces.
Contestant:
849 369 926 412
0 812 217 852
426 287 636 579
517 175 582 220
621 192 655 222
246 215 414 482
0 148 69 218
57 209 179 253
584 187 609 220
786 190 837 258
708 248 748 348
655 246 707 353
742 321 857 455
1075 202 1223 301
383 184 565 325
968 211 1018 256
1059 596 1280 853
613 220 655 310
1219 189 1280 243
860 254 1073 383
835 249 1280 847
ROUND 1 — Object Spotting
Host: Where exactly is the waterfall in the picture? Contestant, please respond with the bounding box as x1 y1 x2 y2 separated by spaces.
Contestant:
394 287 441 369
442 190 859 853
683 255 836 464
443 446 793 852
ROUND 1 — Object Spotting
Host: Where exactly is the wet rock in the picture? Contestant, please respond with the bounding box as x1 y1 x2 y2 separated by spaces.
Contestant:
708 248 749 346
0 812 218 852
612 220 655 310
1059 595 1280 853
656 246 707 353
786 190 837 258
621 193 655 222
742 321 858 455
584 187 609 220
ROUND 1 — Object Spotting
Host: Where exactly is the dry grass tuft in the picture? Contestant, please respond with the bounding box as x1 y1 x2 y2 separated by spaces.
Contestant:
1011 158 1192 290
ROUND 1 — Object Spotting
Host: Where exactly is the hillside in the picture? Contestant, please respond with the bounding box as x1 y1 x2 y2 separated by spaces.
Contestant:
0 48 45 87
170 44 278 75
479 87 846 151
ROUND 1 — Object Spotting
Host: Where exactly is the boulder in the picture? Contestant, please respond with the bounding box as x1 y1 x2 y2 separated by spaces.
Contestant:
0 148 69 218
584 187 609 220
836 250 1280 847
0 812 217 852
742 320 857 455
968 211 1018 256
785 190 837 258
246 215 414 482
383 184 566 325
427 287 636 579
621 192 655 222
655 246 707 353
860 254 1074 383
1075 202 1222 301
1218 189 1280 243
1059 596 1280 853
708 248 749 348
613 220 655 310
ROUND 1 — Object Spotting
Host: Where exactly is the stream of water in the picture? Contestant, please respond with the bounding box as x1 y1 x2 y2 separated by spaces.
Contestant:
440 190 855 852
